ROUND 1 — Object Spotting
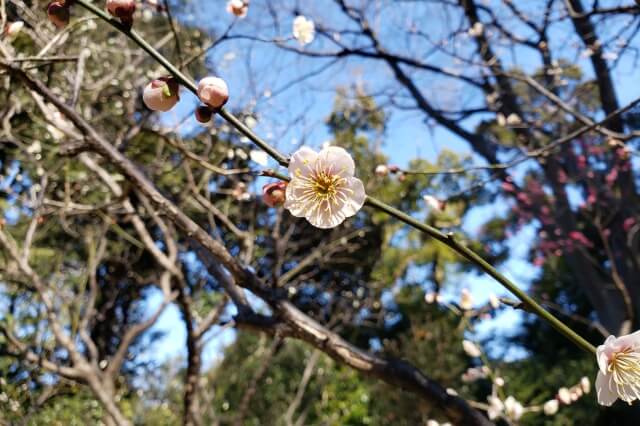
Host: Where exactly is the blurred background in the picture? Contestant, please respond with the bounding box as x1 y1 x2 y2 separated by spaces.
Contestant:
2 0 640 424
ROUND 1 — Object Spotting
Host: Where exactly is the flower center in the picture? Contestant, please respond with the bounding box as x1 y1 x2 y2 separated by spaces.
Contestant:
312 171 341 198
608 348 640 385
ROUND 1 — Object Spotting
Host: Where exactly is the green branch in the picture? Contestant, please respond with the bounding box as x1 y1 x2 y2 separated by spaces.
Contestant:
74 0 597 354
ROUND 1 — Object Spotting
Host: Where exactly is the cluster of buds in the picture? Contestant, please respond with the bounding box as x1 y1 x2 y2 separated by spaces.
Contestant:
555 377 590 406
226 0 249 18
262 182 287 207
195 77 229 123
106 0 137 29
47 0 74 28
486 395 523 421
140 75 230 119
142 76 180 112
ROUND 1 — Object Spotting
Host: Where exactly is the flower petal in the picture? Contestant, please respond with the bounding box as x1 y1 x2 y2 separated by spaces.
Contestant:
306 199 347 229
616 330 640 351
338 177 366 218
617 382 640 404
596 371 619 406
284 180 312 218
289 146 318 178
318 146 355 177
597 335 618 373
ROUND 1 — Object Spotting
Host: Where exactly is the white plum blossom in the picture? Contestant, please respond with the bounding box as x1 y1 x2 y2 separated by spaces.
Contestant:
595 330 640 406
292 16 315 45
468 22 483 37
461 366 489 383
504 396 524 420
423 194 444 212
5 21 24 38
284 146 366 229
249 149 269 166
462 340 482 357
375 164 389 177
486 395 504 420
226 0 249 18
557 387 571 405
424 292 440 304
543 399 559 415
459 288 474 310
506 113 522 125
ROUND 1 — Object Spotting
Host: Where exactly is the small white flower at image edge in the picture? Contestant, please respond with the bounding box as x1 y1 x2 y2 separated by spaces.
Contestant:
284 146 365 229
595 330 640 406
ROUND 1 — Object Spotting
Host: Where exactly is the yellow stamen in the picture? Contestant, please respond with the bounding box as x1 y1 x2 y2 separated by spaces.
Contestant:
608 348 640 403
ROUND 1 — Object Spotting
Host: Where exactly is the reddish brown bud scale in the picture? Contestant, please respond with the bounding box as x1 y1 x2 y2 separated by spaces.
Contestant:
195 106 214 123
47 1 71 28
106 0 137 28
262 181 287 207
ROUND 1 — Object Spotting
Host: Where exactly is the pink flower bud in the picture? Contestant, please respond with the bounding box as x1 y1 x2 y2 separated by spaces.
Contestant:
226 0 249 18
262 181 287 207
106 0 136 20
195 105 214 123
142 77 179 112
47 1 70 28
197 77 229 109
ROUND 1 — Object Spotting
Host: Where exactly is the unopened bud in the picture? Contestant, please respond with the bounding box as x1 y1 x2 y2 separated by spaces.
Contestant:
374 164 389 177
48 1 71 28
106 0 136 20
543 399 559 416
197 77 229 109
580 376 590 394
195 105 214 123
557 387 571 405
262 181 287 207
142 77 180 112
